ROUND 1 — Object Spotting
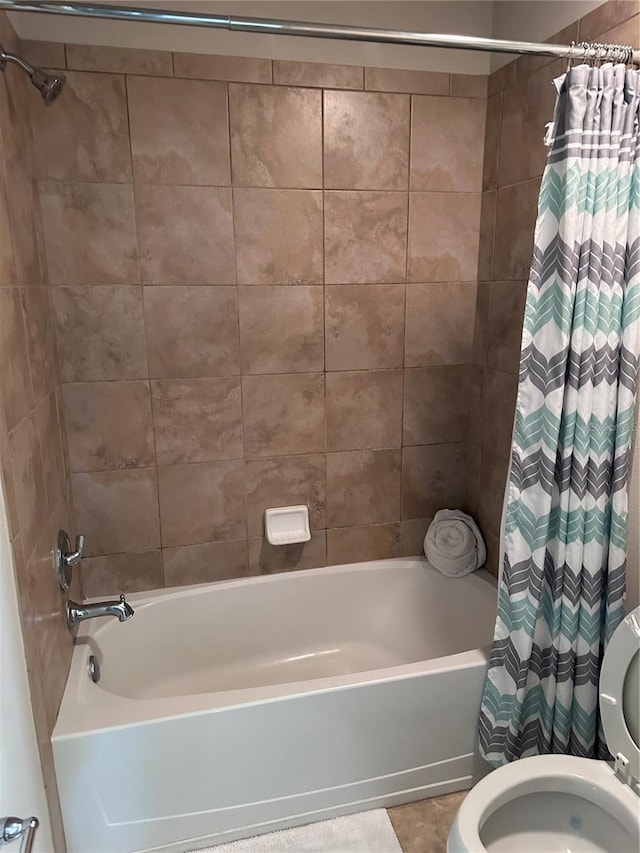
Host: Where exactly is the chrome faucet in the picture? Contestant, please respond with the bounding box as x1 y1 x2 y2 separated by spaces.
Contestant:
66 593 134 630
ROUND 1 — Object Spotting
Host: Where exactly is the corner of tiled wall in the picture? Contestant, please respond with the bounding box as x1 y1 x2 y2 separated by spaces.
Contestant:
0 12 79 850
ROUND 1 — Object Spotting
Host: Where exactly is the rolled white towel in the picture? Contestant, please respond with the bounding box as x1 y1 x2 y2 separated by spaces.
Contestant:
424 509 486 577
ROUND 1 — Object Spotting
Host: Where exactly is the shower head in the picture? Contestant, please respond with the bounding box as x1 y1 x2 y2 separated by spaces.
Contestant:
29 68 65 105
0 43 65 105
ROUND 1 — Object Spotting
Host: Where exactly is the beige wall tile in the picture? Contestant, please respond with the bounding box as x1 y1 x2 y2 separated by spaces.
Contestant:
325 284 404 371
499 62 561 187
65 44 172 75
472 282 491 367
325 191 407 284
324 91 410 190
128 77 230 186
63 381 154 472
143 286 239 378
136 185 234 284
587 13 640 46
327 522 401 564
0 288 34 430
234 188 322 284
273 60 363 89
487 281 528 374
400 518 431 557
82 550 163 597
578 0 638 41
488 61 516 97
403 366 470 446
405 282 475 367
5 161 42 287
248 531 327 574
31 71 131 182
327 448 401 527
408 192 481 283
163 540 248 586
493 179 540 281
238 285 323 374
481 369 518 460
364 67 449 95
21 40 66 69
151 377 242 465
450 74 487 98
40 181 138 285
478 190 496 282
411 96 485 192
242 373 325 457
173 53 271 83
245 454 326 537
0 392 19 536
465 439 482 514
401 443 466 520
35 393 66 512
326 370 403 451
229 84 322 188
72 468 160 556
9 410 48 559
52 286 147 381
0 152 16 285
467 368 484 449
483 93 502 192
157 460 246 547
21 287 56 403
515 22 578 81
484 530 500 577
477 451 510 542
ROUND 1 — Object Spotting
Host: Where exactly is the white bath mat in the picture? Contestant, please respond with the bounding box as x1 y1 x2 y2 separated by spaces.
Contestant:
189 809 402 852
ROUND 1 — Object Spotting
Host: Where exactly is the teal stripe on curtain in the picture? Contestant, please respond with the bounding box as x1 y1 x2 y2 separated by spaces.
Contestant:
479 64 640 765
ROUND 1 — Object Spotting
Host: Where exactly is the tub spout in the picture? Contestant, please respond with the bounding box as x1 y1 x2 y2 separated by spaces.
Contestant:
66 593 134 630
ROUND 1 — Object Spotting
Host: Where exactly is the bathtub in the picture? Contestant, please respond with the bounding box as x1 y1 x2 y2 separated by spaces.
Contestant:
52 557 496 853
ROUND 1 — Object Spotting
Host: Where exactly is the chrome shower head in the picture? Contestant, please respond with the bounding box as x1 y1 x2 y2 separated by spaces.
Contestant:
0 43 65 105
29 68 65 104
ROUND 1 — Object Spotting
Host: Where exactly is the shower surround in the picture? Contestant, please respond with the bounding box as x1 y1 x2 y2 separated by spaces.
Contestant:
33 46 489 594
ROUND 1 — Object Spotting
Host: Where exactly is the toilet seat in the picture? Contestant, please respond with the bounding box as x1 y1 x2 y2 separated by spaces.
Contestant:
599 608 640 786
447 754 640 852
448 607 640 853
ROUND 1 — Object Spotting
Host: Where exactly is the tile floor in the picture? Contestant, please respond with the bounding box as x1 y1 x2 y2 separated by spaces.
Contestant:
387 791 468 853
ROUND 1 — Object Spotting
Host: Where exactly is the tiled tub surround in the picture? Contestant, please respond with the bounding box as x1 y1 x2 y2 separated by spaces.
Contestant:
28 44 490 595
0 14 79 850
466 1 640 575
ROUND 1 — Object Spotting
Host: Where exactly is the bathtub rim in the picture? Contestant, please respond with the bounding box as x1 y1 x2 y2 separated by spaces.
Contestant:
54 557 497 740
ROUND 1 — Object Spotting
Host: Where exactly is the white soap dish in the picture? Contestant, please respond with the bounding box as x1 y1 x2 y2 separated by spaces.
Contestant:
264 505 311 546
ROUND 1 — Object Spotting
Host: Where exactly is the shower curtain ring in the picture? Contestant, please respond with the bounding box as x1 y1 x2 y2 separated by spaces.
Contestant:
566 41 576 72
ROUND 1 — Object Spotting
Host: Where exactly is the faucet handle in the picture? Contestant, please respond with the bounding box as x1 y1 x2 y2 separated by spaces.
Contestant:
65 534 85 567
55 530 85 591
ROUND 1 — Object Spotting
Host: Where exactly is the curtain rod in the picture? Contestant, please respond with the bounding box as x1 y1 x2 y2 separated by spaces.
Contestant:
1 1 638 66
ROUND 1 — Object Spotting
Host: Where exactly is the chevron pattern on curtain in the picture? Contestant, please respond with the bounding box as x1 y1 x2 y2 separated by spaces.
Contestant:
479 64 640 766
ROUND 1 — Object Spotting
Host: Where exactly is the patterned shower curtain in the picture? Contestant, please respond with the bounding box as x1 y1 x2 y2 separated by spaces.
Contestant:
479 64 640 766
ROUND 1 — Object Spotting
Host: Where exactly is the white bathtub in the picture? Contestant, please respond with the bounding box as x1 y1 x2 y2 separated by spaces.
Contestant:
53 557 496 853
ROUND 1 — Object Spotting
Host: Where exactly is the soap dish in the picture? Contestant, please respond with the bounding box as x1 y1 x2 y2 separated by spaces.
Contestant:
264 505 311 546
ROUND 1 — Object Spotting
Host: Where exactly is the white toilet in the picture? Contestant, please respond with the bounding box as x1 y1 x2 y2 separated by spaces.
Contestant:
448 606 640 852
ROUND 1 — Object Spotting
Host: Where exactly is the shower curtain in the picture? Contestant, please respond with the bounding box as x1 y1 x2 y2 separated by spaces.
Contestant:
480 64 640 765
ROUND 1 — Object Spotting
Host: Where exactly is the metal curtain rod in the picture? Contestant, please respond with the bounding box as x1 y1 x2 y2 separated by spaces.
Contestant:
0 1 639 65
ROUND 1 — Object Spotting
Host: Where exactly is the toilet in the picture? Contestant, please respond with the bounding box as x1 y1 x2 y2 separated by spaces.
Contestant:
448 606 640 852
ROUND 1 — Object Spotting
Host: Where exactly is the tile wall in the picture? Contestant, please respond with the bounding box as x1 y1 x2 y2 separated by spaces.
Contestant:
24 43 490 594
0 1 636 845
467 0 640 574
0 14 78 849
